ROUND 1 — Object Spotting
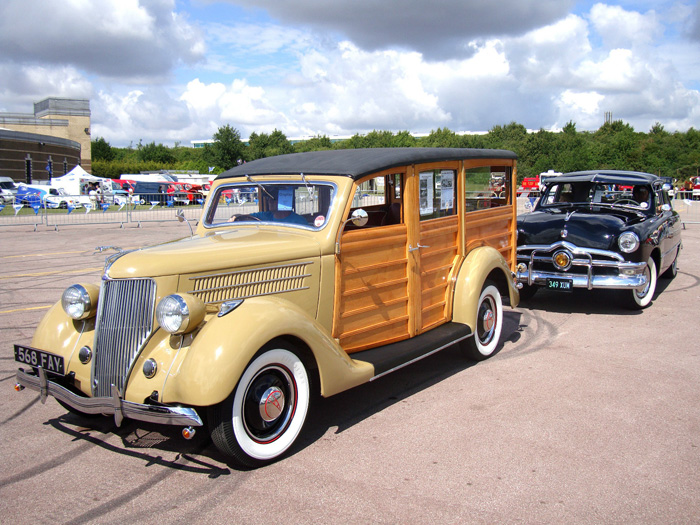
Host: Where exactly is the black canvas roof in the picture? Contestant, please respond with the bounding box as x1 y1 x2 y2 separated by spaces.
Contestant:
554 170 660 185
217 147 517 181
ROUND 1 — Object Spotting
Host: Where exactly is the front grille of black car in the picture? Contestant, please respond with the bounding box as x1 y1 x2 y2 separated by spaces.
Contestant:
92 278 156 397
518 246 623 276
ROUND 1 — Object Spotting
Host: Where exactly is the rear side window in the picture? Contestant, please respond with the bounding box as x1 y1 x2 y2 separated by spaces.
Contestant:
464 166 511 212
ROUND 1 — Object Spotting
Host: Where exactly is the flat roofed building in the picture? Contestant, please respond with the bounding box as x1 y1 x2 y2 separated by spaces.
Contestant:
0 97 91 175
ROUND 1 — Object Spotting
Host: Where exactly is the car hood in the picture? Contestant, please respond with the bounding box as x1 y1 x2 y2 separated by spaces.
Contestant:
517 207 643 250
107 227 322 278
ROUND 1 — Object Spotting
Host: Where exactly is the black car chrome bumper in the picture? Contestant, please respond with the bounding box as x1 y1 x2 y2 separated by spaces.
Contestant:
16 367 203 428
516 241 648 290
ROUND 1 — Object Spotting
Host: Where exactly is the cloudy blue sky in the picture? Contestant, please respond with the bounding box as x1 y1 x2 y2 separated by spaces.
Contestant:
1 0 699 147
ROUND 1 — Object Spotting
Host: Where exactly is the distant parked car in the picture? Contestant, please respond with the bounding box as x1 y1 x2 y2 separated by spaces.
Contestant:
516 170 681 309
16 184 81 209
132 181 189 205
0 176 17 203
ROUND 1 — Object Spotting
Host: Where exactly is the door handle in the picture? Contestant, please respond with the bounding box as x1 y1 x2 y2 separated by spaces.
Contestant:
409 243 430 252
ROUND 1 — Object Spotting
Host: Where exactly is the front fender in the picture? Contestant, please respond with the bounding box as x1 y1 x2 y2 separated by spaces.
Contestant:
452 246 519 331
161 296 374 407
31 301 95 396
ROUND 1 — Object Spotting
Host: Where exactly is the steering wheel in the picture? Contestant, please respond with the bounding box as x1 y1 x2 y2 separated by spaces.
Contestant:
613 198 640 206
232 214 261 221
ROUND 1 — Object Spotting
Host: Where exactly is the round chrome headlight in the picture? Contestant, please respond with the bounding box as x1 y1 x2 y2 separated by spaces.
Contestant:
156 294 205 334
618 232 640 253
61 284 99 320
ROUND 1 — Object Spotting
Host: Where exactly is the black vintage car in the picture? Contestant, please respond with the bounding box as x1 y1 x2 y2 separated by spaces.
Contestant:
516 170 682 309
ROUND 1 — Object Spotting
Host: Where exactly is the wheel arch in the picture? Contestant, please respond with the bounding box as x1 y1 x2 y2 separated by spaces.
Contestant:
452 246 519 332
161 295 373 407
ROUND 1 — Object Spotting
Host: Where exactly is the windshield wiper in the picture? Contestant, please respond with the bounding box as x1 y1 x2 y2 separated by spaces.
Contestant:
588 202 647 217
245 174 274 199
300 172 315 198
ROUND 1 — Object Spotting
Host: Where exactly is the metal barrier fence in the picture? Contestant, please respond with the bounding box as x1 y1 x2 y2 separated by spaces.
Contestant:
0 194 205 230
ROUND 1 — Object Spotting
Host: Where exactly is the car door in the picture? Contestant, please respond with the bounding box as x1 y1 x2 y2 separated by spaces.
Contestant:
409 165 460 333
656 187 682 271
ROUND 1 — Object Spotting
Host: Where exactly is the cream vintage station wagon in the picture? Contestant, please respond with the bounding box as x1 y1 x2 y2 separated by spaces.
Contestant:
15 148 520 467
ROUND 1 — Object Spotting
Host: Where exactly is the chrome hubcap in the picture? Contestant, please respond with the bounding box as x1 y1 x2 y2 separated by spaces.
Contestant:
478 298 496 344
259 386 285 422
482 309 494 333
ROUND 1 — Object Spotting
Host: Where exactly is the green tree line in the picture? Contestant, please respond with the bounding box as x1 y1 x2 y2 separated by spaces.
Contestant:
92 120 700 184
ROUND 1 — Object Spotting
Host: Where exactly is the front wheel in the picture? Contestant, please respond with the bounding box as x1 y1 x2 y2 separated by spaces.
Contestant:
622 256 657 309
461 282 503 361
209 344 311 468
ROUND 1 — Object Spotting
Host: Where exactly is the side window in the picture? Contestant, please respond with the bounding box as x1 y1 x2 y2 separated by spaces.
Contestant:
351 176 385 208
419 169 456 220
348 174 403 227
465 166 511 212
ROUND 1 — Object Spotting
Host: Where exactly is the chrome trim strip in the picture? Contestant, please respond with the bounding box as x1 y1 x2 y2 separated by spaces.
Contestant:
518 241 625 262
102 249 137 280
189 261 313 282
16 367 203 428
191 273 312 294
198 286 310 305
516 268 647 289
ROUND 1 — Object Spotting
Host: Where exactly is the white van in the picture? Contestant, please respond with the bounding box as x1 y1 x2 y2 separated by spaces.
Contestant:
0 176 17 204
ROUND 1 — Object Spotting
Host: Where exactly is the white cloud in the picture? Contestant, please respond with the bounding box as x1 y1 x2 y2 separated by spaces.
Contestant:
589 3 662 49
3 1 700 147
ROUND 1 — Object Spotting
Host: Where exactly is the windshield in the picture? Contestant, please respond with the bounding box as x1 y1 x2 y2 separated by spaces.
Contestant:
0 181 15 190
205 181 336 229
540 182 654 211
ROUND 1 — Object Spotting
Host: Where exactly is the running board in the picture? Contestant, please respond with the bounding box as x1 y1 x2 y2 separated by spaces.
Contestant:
351 322 472 381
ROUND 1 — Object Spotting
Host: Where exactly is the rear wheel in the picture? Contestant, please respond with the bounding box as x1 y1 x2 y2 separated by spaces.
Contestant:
661 248 679 279
209 344 311 468
461 282 503 361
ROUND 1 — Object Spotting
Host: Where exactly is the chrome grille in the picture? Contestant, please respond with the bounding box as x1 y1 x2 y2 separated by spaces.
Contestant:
189 262 312 304
92 279 156 397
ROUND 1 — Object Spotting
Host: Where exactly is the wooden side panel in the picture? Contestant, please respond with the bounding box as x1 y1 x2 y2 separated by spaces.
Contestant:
333 224 410 353
464 206 515 268
418 215 460 331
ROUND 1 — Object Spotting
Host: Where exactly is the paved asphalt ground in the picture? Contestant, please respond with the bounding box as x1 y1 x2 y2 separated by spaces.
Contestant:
1 220 699 524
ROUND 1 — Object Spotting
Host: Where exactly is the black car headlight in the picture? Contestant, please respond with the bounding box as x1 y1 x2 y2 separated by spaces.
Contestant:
618 232 640 253
156 294 205 334
61 284 100 320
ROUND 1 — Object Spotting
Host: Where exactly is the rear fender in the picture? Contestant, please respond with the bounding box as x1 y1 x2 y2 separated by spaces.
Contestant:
452 246 519 331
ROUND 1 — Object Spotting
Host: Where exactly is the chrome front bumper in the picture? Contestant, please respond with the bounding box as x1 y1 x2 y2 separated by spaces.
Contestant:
16 367 203 428
516 241 648 290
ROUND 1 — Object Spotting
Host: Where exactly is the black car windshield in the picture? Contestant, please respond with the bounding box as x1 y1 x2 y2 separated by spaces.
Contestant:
0 181 15 189
205 181 336 229
540 181 654 212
